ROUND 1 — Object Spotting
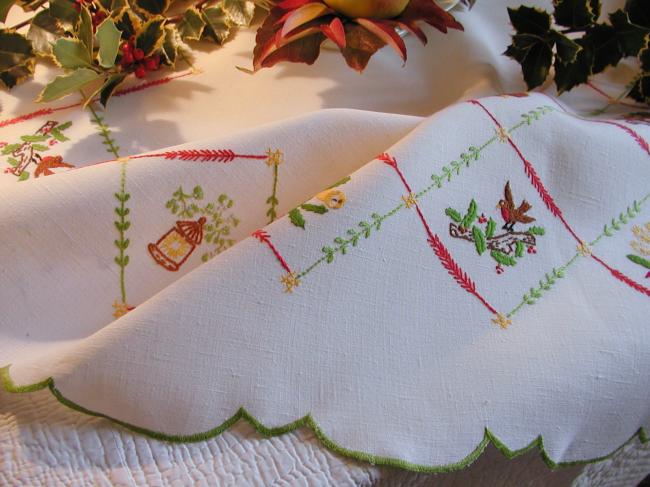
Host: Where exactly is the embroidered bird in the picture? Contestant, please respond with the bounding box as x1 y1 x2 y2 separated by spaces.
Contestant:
497 181 535 231
33 155 74 178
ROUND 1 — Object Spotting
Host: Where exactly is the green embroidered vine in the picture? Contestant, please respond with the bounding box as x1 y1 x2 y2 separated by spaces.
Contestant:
508 194 649 317
294 106 554 280
165 185 240 262
289 176 351 230
267 159 280 224
0 365 647 473
113 161 132 318
88 104 120 158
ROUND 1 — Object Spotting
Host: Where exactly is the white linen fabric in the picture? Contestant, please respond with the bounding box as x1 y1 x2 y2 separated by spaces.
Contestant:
2 0 649 483
1 92 649 470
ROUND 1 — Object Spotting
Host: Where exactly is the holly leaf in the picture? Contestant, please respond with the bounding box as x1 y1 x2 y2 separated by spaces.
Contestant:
97 18 122 68
584 23 622 74
550 31 581 65
37 68 100 102
49 0 79 26
222 0 255 27
177 7 205 41
610 9 649 57
505 34 553 89
289 208 306 229
136 16 165 56
507 5 552 36
0 0 16 23
99 73 127 106
0 30 35 89
113 7 142 39
626 0 650 28
52 38 92 69
554 38 593 93
27 9 64 55
202 6 232 44
78 5 93 55
553 0 600 29
133 0 169 16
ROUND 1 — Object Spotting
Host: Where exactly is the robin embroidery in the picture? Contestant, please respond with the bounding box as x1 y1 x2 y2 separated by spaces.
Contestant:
498 181 535 232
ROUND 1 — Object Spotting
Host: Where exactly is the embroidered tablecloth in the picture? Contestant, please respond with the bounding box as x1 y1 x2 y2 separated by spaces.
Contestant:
1 0 649 483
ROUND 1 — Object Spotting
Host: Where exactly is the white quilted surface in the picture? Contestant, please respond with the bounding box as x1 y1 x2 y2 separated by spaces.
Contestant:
1 387 594 486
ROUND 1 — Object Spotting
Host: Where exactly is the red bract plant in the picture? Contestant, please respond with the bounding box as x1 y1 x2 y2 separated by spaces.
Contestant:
253 0 463 72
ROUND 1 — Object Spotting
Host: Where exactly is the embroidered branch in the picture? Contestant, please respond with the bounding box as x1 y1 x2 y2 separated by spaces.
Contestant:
113 161 133 318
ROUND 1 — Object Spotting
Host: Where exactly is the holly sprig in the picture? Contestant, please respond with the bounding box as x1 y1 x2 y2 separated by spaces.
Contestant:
0 0 256 105
505 0 650 104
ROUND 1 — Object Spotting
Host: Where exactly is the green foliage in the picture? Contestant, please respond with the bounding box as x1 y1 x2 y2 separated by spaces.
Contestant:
27 9 64 55
627 254 650 269
485 218 496 238
515 240 524 257
445 207 462 223
461 199 478 229
527 226 546 235
37 68 100 102
505 0 650 104
97 19 122 68
52 38 92 69
472 225 486 255
289 208 305 229
0 30 35 88
491 250 517 267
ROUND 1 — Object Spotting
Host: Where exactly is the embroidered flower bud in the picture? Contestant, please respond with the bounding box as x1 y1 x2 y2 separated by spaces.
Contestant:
317 189 346 209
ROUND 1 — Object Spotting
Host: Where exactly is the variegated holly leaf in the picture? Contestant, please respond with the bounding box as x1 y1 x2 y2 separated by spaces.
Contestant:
136 17 165 56
78 5 93 55
52 37 93 69
0 30 35 88
630 45 650 104
162 24 193 67
99 72 127 106
37 68 100 102
113 7 142 39
27 9 64 55
133 0 169 17
222 0 255 27
49 0 79 27
96 18 122 68
177 7 205 41
553 0 600 29
201 6 231 44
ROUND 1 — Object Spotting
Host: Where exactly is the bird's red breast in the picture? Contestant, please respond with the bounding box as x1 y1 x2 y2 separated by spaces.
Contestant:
500 206 510 222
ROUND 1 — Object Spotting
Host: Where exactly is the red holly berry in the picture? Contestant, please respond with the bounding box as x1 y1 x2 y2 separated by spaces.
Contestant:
134 66 146 78
121 41 131 52
144 56 159 71
478 214 487 224
120 51 134 66
133 48 145 61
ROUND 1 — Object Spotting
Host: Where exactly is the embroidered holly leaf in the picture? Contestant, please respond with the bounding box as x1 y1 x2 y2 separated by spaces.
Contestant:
133 0 169 17
177 7 205 41
136 17 165 56
491 250 517 266
472 226 486 255
289 208 306 229
515 240 524 257
97 18 122 68
485 218 496 239
20 134 48 142
202 6 231 44
445 207 462 223
37 68 101 102
553 0 600 29
0 30 35 89
27 9 64 55
52 38 93 69
527 226 546 235
628 254 650 269
17 171 30 181
301 203 328 214
461 199 478 229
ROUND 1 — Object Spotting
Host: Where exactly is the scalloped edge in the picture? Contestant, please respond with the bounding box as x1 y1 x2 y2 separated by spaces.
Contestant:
1 365 647 473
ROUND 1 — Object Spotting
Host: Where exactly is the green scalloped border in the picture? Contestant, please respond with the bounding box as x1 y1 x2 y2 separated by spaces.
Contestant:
1 365 647 473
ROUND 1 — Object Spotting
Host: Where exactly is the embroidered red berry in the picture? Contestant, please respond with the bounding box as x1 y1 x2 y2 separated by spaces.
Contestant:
0 142 6 148
478 214 487 224
133 48 145 61
496 264 504 274
49 139 57 146
134 66 146 78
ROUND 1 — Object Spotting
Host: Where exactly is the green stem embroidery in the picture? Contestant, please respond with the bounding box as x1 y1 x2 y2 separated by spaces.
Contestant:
267 161 279 223
114 162 131 305
508 193 649 317
87 103 120 158
295 106 554 280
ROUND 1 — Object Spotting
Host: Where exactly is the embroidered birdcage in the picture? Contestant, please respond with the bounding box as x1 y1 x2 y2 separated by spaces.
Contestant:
148 217 206 271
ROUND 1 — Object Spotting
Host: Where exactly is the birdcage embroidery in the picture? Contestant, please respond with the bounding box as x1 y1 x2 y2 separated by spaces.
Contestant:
148 217 206 271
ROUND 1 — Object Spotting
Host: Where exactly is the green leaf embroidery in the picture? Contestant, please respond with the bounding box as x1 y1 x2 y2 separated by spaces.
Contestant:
515 240 525 257
485 218 496 239
445 207 462 223
628 254 650 269
491 250 517 266
527 226 546 235
472 225 486 255
289 208 306 229
301 204 328 214
461 199 477 229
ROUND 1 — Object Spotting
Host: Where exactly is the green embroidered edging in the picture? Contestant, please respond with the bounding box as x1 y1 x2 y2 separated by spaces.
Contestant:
508 194 650 317
88 103 120 158
295 106 554 281
0 365 646 473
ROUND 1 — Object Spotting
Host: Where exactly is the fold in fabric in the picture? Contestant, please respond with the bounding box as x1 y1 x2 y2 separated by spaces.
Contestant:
1 96 649 470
